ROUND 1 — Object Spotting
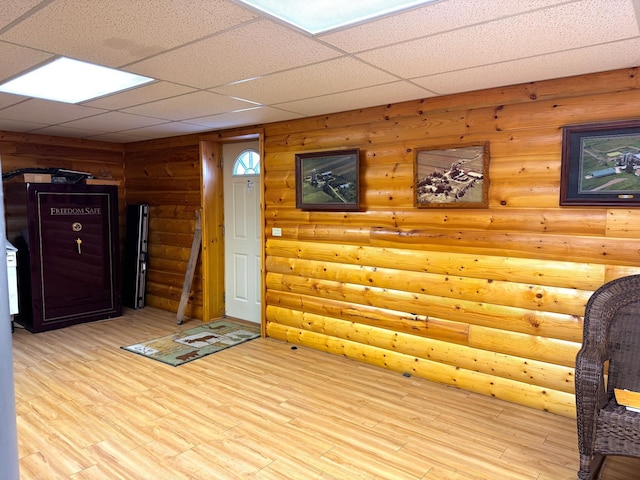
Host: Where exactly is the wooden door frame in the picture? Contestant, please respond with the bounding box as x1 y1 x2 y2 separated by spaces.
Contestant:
200 128 264 333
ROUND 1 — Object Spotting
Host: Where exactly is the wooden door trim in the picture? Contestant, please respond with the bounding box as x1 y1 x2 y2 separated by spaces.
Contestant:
200 130 263 328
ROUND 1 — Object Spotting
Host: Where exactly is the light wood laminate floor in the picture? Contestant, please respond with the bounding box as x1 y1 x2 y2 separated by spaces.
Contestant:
10 307 640 479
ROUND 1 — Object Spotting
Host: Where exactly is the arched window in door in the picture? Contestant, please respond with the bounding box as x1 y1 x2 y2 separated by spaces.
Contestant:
232 148 260 175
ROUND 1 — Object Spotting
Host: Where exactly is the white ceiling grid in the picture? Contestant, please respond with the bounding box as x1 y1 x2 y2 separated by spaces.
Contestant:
0 0 637 143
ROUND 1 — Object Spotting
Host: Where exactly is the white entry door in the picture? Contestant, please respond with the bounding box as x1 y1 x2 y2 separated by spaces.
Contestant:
223 141 261 323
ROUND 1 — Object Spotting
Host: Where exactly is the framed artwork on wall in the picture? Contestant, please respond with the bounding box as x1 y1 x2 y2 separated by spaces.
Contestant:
414 142 490 208
295 149 360 211
561 120 640 206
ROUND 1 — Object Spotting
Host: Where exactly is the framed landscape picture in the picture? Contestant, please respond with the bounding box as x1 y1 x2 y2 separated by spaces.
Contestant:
414 142 489 208
561 120 640 206
295 149 360 211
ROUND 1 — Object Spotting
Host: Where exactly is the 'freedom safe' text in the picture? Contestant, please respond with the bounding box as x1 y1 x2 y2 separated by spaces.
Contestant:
50 207 102 216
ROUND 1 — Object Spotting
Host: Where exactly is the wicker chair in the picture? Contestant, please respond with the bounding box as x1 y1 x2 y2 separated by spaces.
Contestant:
575 274 640 479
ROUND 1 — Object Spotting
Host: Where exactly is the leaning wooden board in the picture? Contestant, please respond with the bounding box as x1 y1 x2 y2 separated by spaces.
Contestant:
176 210 201 325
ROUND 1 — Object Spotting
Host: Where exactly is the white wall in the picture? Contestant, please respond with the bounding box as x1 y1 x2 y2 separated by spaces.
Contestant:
0 156 20 479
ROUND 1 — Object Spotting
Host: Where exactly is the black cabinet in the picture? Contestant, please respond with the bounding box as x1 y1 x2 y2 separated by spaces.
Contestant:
8 183 121 332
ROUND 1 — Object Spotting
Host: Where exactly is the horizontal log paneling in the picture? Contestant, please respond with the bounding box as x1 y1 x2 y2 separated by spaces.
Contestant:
489 154 559 181
123 158 200 178
148 230 197 249
123 143 203 319
467 324 580 368
146 256 195 277
265 111 468 153
146 277 202 304
264 206 607 234
265 287 581 345
265 290 471 345
266 322 576 417
265 223 640 265
124 191 201 207
265 256 591 315
264 68 638 139
367 228 640 265
266 305 576 394
265 239 606 290
0 130 126 253
124 176 201 192
605 265 640 282
262 67 640 418
144 293 201 320
469 89 640 133
606 209 640 237
265 272 583 344
148 243 192 262
6 68 640 419
146 204 200 219
488 182 560 208
0 134 124 198
149 216 202 235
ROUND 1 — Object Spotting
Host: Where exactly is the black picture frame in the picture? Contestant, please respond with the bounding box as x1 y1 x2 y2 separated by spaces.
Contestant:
414 142 490 208
295 149 360 211
561 120 640 206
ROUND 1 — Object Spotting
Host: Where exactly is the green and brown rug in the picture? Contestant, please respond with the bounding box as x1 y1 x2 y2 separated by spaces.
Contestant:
121 319 260 366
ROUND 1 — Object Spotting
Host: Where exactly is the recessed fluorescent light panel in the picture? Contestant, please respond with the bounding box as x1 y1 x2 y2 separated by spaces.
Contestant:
0 57 154 104
236 0 436 34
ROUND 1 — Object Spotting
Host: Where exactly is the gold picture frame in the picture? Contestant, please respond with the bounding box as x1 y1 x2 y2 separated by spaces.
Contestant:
414 142 490 208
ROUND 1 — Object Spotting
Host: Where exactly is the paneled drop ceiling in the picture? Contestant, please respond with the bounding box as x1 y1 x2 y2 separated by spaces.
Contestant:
0 0 639 143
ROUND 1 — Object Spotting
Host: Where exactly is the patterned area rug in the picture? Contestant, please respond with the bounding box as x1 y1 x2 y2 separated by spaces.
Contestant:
121 319 261 366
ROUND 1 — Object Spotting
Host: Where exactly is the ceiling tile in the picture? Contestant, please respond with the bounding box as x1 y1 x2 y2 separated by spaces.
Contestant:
28 125 106 138
0 0 258 66
0 42 53 83
0 117 46 132
0 1 43 30
357 0 639 79
413 38 640 95
83 82 197 110
60 111 168 131
320 0 568 52
0 0 638 143
183 106 304 129
128 19 343 89
211 57 398 105
120 122 211 139
0 93 27 110
121 91 257 121
87 131 152 143
0 99 106 124
275 81 434 116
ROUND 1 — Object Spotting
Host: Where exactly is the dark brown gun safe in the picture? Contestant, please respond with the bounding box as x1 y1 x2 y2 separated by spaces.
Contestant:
6 182 121 332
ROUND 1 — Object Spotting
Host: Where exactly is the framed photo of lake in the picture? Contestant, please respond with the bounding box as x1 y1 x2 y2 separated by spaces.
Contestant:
295 149 360 211
561 120 640 206
414 142 489 208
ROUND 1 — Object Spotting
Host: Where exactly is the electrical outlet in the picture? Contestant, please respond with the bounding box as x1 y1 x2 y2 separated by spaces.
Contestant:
272 227 282 237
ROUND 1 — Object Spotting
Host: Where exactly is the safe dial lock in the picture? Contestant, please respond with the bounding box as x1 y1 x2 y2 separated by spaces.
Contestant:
72 222 82 232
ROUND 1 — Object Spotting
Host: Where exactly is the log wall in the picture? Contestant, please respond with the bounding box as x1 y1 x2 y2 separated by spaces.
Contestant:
0 130 207 321
123 136 204 319
122 129 258 323
3 67 640 418
262 67 640 418
0 131 125 243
